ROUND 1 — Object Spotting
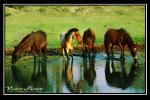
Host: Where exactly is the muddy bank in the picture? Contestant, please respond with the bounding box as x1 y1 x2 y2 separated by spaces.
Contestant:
5 44 145 56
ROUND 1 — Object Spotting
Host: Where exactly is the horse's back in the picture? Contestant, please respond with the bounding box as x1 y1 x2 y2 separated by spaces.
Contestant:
83 28 95 43
31 30 47 49
32 30 47 39
104 29 122 44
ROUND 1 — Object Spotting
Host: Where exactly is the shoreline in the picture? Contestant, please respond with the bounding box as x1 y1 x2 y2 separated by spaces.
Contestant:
5 44 145 56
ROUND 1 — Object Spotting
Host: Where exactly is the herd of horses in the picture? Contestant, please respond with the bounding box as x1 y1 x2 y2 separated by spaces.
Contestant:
11 27 138 64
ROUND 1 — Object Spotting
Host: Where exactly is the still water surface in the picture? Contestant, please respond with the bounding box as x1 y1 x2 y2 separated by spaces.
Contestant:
5 52 145 94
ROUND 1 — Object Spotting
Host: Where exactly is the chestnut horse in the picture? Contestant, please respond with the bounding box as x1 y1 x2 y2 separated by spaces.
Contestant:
60 28 82 60
104 28 137 60
82 28 96 57
11 30 47 64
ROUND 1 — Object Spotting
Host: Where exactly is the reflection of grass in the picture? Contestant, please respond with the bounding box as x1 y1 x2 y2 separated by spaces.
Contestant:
5 6 145 48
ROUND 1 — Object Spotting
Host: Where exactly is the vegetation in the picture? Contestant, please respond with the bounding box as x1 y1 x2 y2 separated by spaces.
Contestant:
5 5 145 48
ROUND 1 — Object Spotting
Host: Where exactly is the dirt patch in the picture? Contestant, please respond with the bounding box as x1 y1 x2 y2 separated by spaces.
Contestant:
5 44 145 56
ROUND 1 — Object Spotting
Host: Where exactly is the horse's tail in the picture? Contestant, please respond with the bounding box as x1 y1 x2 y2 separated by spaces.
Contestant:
104 31 111 56
60 32 66 47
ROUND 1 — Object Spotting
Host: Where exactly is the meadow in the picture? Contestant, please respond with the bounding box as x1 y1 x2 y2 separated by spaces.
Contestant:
5 5 145 48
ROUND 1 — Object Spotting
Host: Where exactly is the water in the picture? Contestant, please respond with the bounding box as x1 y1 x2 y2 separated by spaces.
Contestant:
4 52 145 94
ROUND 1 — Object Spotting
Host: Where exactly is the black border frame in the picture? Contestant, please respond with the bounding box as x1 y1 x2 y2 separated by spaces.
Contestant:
1 0 149 96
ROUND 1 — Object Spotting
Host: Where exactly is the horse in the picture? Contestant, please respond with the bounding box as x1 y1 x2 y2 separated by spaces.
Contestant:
82 28 96 57
11 30 47 64
104 28 137 60
60 28 82 60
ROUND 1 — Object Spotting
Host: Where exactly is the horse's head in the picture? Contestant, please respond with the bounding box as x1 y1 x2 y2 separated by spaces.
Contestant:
67 28 82 44
11 46 21 64
74 31 82 44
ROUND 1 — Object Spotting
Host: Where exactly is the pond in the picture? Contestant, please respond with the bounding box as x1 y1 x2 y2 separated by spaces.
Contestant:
4 52 146 94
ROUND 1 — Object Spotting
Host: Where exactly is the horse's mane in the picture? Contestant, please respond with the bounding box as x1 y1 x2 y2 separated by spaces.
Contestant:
65 28 79 40
119 28 134 47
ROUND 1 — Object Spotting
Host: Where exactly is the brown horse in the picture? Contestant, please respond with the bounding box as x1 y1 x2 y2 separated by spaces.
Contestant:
11 30 47 64
60 28 82 60
82 28 96 57
104 28 137 60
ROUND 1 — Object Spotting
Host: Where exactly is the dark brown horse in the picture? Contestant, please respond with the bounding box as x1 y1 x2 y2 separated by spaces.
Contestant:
11 30 47 64
104 28 137 60
82 28 96 57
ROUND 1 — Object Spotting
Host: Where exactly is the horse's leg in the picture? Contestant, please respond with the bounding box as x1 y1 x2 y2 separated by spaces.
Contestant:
88 47 91 59
122 45 125 59
70 48 73 61
65 48 69 60
119 44 124 60
105 43 111 58
41 46 47 62
86 46 89 57
83 44 86 57
111 44 114 58
120 59 126 77
105 59 111 77
32 50 37 62
35 43 43 58
71 54 73 70
62 48 65 59
111 59 115 72
92 42 95 56
38 48 45 62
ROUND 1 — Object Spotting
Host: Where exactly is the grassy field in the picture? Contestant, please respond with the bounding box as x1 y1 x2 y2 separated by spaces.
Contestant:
5 5 145 48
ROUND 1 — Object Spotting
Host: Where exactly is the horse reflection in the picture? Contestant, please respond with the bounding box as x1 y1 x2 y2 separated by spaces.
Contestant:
105 59 138 89
83 55 96 86
63 59 83 93
31 57 48 88
11 57 48 90
11 64 30 88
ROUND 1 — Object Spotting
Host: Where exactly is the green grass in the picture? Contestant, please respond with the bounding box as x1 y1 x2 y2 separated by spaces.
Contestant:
5 5 145 48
